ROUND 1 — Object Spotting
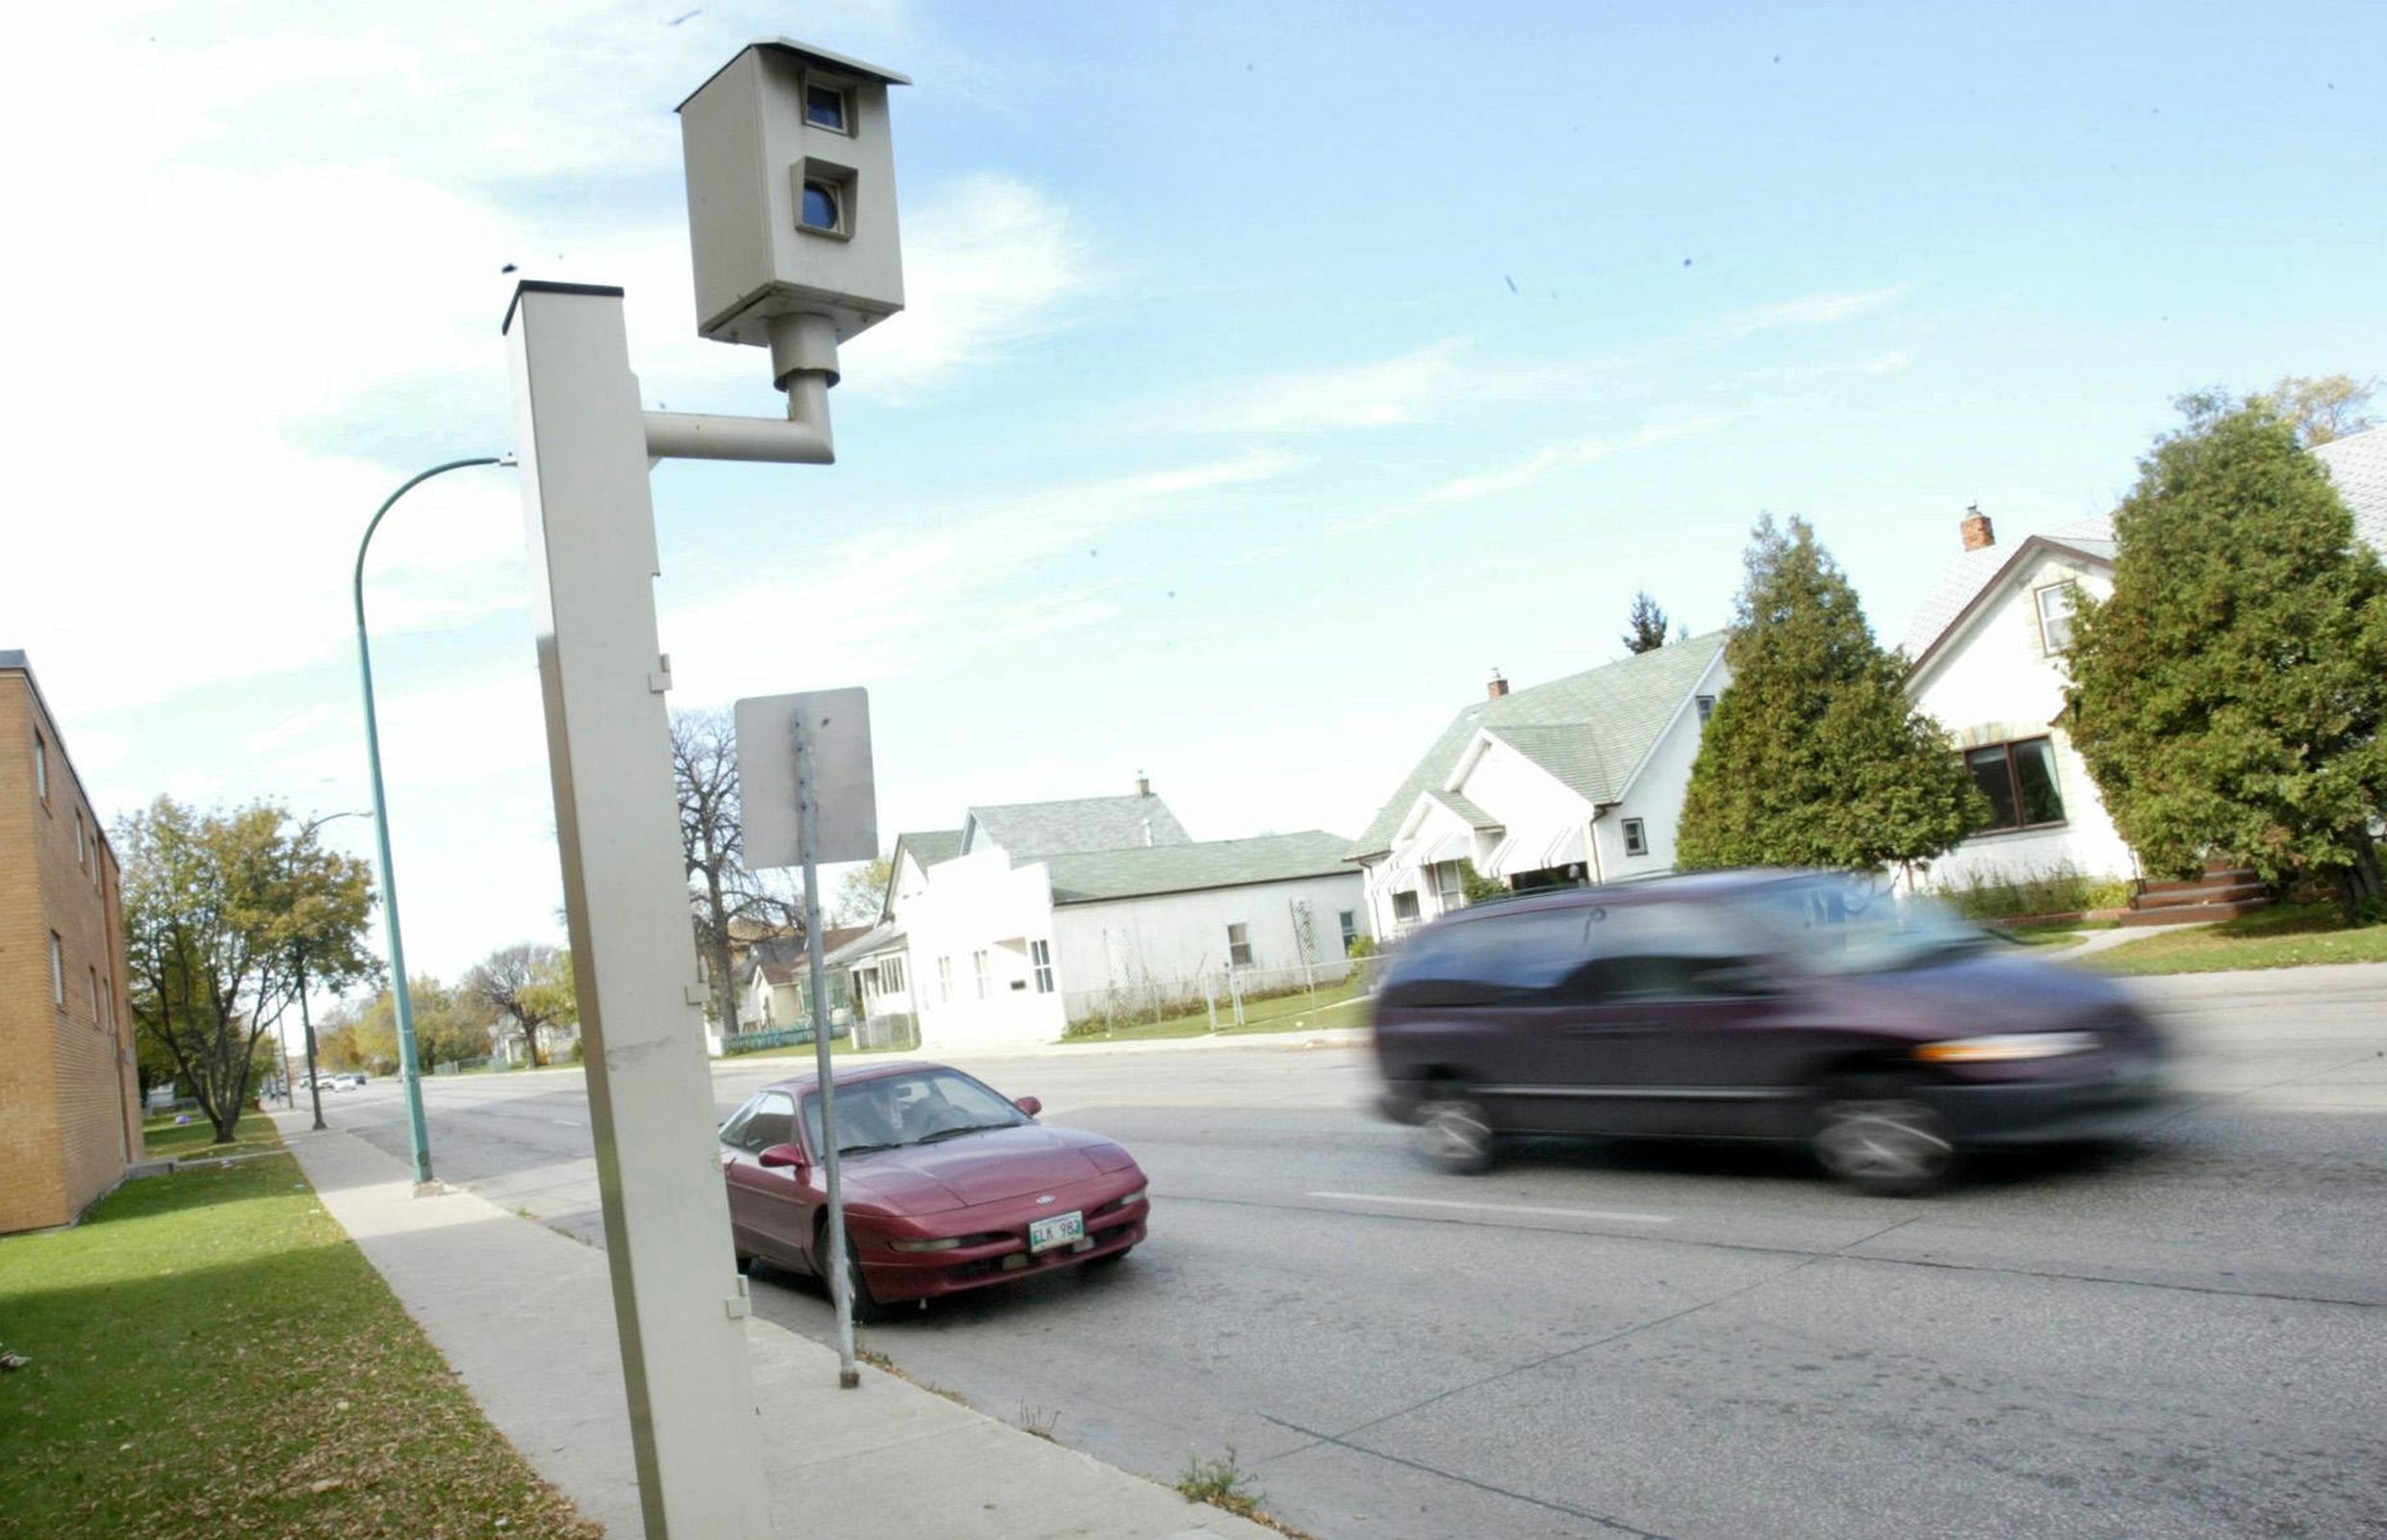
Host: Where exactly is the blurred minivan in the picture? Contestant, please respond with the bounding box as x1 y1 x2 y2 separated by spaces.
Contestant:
1371 870 2168 1194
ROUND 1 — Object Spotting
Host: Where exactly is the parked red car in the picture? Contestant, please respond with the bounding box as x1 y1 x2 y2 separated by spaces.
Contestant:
718 1062 1148 1318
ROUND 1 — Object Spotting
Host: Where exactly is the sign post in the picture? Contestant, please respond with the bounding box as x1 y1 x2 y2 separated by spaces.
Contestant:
735 687 878 1388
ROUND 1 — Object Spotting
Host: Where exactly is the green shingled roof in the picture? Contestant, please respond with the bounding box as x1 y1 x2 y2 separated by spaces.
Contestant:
964 794 1191 860
892 828 963 872
1349 632 1727 860
1042 832 1354 905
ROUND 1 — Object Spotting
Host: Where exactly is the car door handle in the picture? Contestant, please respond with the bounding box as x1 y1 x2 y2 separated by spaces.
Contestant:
1560 1019 1662 1036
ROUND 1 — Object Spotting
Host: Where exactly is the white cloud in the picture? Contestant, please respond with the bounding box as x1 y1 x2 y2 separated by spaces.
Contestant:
1722 285 1912 336
1178 339 1475 433
1331 417 1727 533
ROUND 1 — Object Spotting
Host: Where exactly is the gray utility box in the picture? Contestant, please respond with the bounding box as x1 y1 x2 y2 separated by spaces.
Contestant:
678 38 908 349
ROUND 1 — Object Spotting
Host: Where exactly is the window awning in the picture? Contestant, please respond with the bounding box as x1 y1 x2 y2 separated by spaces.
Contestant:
1416 833 1473 867
1541 826 1587 869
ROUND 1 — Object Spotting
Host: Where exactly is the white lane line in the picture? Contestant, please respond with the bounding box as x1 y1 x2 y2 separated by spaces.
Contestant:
1308 1192 1675 1225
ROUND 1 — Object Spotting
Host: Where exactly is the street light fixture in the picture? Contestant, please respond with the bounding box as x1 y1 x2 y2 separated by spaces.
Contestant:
354 456 509 1189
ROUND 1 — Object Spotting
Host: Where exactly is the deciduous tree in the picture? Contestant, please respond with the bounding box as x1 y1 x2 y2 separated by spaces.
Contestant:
2066 399 2387 920
461 943 576 1067
831 858 893 926
117 798 376 1143
2246 372 2378 448
670 708 800 1038
1678 516 1984 875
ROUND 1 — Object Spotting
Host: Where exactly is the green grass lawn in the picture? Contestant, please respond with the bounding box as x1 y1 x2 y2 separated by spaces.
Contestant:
1062 974 1370 1044
141 1111 286 1163
0 1123 599 1540
2082 903 2387 977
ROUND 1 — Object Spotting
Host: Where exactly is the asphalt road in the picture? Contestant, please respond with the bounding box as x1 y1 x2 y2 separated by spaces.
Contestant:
322 964 2387 1540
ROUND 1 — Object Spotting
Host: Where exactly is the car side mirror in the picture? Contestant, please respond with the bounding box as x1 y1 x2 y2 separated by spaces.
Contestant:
757 1142 808 1170
1014 1095 1042 1117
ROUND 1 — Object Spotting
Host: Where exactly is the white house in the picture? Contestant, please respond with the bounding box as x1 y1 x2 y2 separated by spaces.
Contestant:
827 784 1369 1051
1899 425 2387 894
1348 633 1732 938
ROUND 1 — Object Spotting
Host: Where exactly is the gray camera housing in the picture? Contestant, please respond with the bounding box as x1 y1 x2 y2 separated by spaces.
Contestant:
678 38 908 349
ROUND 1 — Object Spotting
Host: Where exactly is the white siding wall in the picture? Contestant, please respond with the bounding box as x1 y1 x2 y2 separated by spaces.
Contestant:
905 848 1065 1051
1598 652 1731 881
1908 552 2137 891
1051 872 1370 1021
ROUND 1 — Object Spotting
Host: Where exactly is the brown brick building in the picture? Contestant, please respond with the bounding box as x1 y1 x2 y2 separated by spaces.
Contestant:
1 651 141 1233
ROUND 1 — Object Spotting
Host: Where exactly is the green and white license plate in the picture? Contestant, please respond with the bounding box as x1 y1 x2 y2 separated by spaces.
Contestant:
1027 1211 1085 1253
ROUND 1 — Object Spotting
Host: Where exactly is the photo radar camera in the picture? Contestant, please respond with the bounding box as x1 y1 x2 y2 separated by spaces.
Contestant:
677 38 908 399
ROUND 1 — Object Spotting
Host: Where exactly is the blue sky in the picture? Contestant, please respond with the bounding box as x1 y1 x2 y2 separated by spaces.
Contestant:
4 1 2381 987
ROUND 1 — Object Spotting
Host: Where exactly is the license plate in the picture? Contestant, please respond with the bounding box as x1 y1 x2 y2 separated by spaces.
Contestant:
1027 1211 1085 1253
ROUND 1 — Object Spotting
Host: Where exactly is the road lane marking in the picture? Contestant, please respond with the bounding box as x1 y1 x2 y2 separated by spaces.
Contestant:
1308 1192 1674 1225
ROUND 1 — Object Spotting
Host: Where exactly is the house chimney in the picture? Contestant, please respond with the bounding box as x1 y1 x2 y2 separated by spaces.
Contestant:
1487 669 1509 699
1961 503 1995 552
1135 770 1150 798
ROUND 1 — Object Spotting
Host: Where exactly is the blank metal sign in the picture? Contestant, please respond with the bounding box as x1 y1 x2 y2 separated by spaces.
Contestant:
732 687 879 870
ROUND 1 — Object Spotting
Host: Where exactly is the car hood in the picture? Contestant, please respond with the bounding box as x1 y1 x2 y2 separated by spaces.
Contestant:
1812 948 2138 1040
842 1125 1128 1212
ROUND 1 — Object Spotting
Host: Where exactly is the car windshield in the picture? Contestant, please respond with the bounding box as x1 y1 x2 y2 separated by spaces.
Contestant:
1731 875 1992 976
801 1068 1027 1156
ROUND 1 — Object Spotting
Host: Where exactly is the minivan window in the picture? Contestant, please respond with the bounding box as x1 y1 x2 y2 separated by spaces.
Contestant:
1380 907 1595 1006
1732 876 1987 975
1564 903 1769 1001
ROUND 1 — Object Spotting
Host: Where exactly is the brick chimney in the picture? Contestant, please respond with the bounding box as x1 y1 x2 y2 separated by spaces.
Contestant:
1487 669 1509 699
1961 503 1995 552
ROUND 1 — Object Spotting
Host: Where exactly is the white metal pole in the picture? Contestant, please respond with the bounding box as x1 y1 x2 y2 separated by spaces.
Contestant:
504 281 770 1540
796 707 861 1387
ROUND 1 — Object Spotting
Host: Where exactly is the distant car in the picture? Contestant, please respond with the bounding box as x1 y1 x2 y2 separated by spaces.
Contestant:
340 1072 367 1089
1371 870 2170 1195
718 1063 1149 1319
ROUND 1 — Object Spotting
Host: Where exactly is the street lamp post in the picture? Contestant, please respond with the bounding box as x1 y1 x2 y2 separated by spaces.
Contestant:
354 457 505 1189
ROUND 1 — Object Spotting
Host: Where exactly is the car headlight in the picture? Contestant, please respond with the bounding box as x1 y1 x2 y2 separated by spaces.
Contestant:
1103 1187 1148 1213
888 1236 962 1252
1916 1031 2100 1063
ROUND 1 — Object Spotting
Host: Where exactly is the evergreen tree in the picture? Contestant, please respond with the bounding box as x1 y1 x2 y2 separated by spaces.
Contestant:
1621 589 1671 654
1678 516 1983 874
2066 400 2387 920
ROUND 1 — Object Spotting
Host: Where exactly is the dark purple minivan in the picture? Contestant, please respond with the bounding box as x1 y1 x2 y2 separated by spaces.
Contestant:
1370 870 2169 1194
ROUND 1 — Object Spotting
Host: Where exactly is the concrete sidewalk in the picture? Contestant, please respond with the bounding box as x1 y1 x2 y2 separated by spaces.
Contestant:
269 1109 1269 1540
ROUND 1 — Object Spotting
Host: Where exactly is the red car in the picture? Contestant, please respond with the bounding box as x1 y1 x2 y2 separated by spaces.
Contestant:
718 1062 1149 1319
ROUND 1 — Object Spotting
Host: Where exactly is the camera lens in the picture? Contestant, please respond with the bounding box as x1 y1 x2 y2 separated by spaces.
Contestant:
801 181 841 232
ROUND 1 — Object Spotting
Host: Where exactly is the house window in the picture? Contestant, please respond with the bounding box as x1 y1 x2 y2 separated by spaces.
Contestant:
972 950 990 1000
101 975 113 1030
33 731 47 804
1965 737 2067 832
1339 910 1360 955
1393 889 1421 922
806 82 851 132
883 956 905 995
49 933 64 1006
1695 695 1715 725
2035 582 2079 654
937 955 954 1005
90 966 100 1024
1226 924 1253 967
1030 938 1055 993
1432 861 1465 913
75 810 88 868
1623 818 1649 857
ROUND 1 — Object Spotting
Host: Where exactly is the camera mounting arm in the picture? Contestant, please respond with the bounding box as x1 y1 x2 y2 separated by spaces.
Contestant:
644 312 838 464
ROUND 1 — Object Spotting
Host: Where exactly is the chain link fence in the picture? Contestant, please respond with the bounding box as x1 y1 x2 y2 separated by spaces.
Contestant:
1060 955 1381 1040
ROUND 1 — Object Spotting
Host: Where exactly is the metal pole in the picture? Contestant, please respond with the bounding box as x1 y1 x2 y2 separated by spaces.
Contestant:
356 456 500 1188
797 707 860 1387
299 962 326 1132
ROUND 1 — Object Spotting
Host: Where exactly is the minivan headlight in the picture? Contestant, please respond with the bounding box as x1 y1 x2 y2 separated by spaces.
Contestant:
1916 1031 2099 1063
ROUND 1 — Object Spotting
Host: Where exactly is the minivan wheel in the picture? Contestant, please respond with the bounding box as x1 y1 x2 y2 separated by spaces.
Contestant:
1415 1097 1495 1175
1813 1083 1954 1196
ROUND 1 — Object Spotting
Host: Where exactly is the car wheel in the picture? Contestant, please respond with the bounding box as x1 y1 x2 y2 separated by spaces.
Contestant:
820 1222 887 1324
1415 1096 1495 1175
1813 1081 1954 1196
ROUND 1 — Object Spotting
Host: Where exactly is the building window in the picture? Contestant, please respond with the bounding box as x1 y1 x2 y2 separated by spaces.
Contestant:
49 933 64 1006
75 809 88 868
806 82 851 132
101 975 113 1031
1030 938 1055 993
1393 889 1421 922
1623 818 1649 857
1695 695 1715 725
883 956 905 995
2035 582 2079 654
937 955 954 1005
1965 737 2067 832
33 731 48 804
90 966 100 1024
1225 923 1253 967
1339 910 1360 955
972 949 990 1000
1432 861 1465 914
